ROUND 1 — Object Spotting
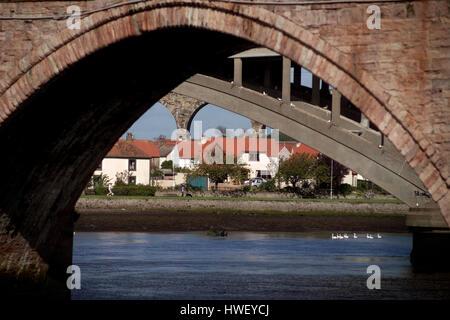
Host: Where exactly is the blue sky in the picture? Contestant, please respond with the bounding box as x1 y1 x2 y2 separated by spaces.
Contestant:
121 68 316 140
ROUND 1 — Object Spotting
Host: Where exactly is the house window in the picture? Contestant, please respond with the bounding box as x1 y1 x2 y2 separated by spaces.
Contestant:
256 170 271 179
261 170 272 180
128 176 136 185
129 159 136 171
249 152 260 161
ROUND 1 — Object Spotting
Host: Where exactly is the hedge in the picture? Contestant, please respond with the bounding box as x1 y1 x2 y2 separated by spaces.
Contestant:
112 185 157 196
94 186 108 195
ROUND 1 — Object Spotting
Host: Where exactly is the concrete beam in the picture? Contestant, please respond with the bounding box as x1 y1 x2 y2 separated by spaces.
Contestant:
233 58 242 87
282 57 291 104
229 47 279 59
331 89 341 126
361 113 370 128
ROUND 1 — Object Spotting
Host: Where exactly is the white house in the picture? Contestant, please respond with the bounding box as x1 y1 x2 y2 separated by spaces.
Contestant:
93 133 160 186
169 137 310 180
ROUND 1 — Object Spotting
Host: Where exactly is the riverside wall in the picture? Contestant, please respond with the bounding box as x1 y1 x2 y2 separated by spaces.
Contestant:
76 197 409 214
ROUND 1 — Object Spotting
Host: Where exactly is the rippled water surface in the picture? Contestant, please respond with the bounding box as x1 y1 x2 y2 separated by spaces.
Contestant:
72 232 450 300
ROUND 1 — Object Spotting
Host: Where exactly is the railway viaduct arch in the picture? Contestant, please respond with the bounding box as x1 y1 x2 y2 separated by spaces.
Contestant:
0 0 448 294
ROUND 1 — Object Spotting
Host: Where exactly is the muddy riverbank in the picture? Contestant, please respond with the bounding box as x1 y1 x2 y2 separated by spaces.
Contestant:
74 208 408 233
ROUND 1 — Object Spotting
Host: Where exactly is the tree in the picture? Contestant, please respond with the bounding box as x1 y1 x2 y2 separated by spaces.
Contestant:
188 151 250 188
161 160 173 169
151 167 164 179
195 163 229 189
115 170 133 186
278 153 318 188
317 154 350 190
228 163 250 184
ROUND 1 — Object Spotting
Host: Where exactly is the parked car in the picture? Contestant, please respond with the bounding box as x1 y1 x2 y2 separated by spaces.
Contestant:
244 177 267 187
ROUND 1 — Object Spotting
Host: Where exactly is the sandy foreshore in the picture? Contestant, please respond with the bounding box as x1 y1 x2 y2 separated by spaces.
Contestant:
74 208 408 233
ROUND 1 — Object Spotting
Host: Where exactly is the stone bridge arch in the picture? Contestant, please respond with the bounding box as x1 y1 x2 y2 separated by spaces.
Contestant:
159 92 265 139
0 0 448 292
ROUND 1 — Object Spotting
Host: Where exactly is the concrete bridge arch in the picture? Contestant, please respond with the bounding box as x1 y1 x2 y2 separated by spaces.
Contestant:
0 0 448 292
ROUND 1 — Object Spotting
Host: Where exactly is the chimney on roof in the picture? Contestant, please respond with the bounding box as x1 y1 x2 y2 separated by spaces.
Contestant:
126 132 134 142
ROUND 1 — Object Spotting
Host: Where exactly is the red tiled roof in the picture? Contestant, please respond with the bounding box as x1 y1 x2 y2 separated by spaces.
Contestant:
133 140 160 158
106 139 160 158
291 143 319 156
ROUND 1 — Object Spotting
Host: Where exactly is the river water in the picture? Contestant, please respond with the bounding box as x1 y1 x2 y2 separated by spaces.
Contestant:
71 231 450 300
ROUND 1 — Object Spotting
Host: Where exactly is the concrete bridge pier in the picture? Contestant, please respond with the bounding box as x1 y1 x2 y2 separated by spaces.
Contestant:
407 208 450 272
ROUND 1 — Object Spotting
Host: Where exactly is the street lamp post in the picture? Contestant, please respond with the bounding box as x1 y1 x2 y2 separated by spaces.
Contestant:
330 159 333 199
172 159 175 189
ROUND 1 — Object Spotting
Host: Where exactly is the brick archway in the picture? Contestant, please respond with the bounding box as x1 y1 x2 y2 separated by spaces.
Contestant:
0 0 448 291
0 1 446 222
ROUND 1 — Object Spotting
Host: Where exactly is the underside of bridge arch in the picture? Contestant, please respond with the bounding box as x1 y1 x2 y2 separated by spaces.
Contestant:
0 2 448 294
0 28 252 295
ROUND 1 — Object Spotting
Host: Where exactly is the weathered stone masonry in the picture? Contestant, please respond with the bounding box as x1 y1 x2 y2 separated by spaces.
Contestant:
0 0 448 288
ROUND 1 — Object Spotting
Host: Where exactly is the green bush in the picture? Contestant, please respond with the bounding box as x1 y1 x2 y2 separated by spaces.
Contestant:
94 186 108 195
161 160 173 169
356 180 388 195
258 180 277 192
112 185 157 196
338 183 354 197
242 185 251 193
